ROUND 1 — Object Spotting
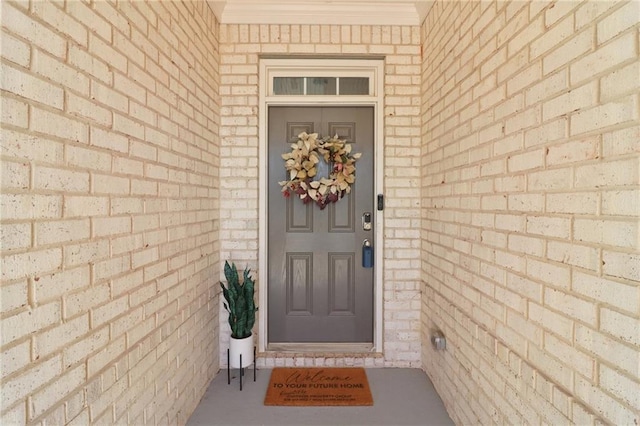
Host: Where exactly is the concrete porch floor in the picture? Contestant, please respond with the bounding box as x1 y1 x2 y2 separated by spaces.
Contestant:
187 368 454 426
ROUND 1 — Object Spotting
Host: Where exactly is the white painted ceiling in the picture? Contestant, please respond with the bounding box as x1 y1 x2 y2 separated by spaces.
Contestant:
207 0 433 26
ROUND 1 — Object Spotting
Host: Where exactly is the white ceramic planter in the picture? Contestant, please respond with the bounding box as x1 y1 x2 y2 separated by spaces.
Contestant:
229 335 254 368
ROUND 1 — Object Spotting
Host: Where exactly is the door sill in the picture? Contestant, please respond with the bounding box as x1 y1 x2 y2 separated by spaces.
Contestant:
267 343 375 353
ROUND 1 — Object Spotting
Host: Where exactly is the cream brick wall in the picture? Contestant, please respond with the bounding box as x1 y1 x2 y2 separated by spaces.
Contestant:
2 0 638 423
1 1 220 424
421 0 639 424
218 25 423 367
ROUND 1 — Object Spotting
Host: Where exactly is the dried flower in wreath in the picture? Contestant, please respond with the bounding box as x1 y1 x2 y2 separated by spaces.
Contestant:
278 132 362 209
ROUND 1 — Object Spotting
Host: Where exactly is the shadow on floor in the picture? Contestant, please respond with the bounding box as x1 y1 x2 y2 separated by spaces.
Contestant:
187 368 454 426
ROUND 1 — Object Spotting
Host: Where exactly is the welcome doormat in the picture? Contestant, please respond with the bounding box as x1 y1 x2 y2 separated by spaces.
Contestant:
264 367 373 406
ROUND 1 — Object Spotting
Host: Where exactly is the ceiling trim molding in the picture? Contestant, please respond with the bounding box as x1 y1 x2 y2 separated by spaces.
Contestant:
207 1 432 26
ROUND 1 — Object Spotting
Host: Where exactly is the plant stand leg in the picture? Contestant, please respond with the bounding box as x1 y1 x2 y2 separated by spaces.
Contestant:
227 348 230 385
239 354 243 391
253 346 256 382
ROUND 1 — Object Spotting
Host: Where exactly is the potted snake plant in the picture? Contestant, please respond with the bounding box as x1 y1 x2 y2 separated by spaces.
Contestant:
220 261 257 368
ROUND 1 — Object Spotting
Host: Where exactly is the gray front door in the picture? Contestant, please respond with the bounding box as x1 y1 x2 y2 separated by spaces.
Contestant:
268 106 374 343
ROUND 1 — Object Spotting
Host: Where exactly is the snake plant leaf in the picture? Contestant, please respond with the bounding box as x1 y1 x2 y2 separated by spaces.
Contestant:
243 268 256 335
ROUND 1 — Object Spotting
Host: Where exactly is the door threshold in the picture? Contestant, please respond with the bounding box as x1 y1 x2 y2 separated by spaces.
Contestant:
267 343 375 353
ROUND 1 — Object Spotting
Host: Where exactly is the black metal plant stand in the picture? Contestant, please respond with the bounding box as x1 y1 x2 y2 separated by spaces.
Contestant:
227 346 256 390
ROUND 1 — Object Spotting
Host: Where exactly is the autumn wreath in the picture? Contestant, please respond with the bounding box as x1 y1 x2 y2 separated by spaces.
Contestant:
279 132 361 209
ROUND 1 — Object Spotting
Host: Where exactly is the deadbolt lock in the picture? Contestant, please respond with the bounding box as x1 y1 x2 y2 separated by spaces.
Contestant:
362 212 372 231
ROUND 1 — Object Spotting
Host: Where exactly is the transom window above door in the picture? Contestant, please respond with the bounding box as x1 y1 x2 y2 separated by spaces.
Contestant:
263 59 380 99
273 77 370 95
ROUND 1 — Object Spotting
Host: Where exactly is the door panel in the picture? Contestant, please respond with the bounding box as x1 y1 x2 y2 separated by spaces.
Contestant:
268 106 374 343
286 253 313 314
328 253 355 314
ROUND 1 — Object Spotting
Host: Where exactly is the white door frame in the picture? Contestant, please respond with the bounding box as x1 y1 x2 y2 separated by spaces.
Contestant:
258 58 385 353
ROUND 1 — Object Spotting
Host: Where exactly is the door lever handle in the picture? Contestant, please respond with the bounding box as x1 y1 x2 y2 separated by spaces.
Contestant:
362 239 373 268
